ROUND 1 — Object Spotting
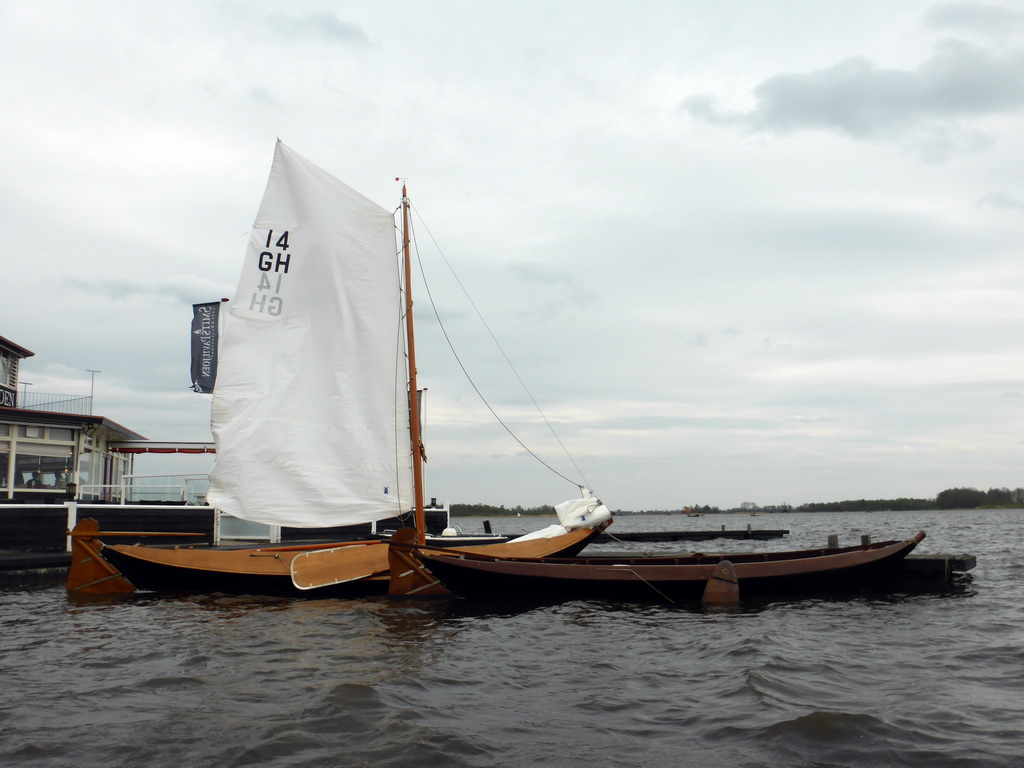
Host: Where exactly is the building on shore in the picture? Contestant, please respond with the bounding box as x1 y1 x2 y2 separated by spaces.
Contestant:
0 334 211 503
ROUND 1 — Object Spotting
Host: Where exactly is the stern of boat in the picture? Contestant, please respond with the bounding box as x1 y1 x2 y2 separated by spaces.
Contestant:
66 519 136 595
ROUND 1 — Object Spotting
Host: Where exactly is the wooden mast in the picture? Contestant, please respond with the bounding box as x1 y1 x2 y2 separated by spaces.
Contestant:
401 185 427 545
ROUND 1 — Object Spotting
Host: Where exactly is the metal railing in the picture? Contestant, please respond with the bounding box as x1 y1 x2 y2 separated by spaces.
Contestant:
77 474 210 505
18 391 92 415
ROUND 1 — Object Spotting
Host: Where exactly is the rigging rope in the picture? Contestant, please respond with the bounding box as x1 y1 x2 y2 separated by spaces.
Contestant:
405 201 590 491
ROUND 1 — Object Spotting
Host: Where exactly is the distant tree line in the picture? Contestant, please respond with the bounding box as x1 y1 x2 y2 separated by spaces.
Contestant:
798 487 1024 512
620 504 793 515
798 498 935 512
451 502 557 517
452 487 1024 516
934 486 1024 509
661 503 795 515
707 487 1023 513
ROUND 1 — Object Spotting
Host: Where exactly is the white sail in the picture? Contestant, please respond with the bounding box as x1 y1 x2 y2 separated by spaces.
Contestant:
207 141 414 527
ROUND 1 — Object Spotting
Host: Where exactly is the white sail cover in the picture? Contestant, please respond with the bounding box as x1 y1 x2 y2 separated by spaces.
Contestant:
207 141 414 527
507 489 612 541
553 491 612 530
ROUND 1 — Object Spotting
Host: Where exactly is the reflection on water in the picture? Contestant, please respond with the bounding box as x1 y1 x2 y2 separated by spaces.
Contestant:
1 509 1021 767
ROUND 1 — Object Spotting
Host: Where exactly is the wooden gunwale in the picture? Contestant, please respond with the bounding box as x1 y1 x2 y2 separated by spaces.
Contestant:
439 534 919 568
102 539 387 577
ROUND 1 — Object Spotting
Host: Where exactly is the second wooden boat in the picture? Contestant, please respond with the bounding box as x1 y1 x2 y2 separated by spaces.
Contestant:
405 532 927 603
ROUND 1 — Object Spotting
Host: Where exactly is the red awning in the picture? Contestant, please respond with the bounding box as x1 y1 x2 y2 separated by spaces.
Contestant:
109 442 216 455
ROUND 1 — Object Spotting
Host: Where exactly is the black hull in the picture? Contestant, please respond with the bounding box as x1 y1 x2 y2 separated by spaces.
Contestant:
99 547 387 598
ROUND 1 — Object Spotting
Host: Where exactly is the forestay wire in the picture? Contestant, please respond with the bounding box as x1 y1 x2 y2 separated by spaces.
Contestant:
404 200 591 492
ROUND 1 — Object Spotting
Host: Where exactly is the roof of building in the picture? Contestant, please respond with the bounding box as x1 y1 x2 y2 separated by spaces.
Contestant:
0 335 35 358
0 406 146 440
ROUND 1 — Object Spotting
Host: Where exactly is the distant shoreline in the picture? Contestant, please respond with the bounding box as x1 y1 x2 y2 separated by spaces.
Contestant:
453 506 1024 517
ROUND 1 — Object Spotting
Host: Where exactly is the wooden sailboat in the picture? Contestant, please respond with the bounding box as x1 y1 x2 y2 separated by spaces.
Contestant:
67 142 610 597
67 516 600 597
400 531 927 603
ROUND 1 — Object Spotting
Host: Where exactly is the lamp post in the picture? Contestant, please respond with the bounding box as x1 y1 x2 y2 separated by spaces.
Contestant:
87 370 101 415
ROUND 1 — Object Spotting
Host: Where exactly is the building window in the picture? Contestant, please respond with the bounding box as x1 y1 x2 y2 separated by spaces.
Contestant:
78 450 92 496
13 442 73 489
76 449 129 502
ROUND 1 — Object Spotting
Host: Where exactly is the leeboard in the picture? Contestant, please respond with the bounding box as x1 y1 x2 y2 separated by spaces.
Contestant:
290 542 390 589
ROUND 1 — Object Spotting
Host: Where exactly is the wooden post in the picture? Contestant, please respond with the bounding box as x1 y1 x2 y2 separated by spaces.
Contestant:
827 534 839 548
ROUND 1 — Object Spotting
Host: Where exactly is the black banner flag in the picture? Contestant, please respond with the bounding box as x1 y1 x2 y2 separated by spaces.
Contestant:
190 301 221 393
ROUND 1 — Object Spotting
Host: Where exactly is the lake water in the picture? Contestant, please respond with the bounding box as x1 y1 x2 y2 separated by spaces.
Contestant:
1 510 1021 767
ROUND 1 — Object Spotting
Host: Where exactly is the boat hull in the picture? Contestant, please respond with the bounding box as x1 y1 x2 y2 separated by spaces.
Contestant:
99 541 390 597
415 532 927 602
85 525 602 596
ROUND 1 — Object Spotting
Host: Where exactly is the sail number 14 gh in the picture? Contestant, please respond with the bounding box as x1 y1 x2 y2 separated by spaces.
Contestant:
250 229 291 316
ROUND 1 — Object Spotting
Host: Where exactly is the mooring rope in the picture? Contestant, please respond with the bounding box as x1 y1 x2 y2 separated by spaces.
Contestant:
600 529 655 556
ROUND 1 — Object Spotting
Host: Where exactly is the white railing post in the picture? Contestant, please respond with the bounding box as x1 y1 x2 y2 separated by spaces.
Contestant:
65 500 78 552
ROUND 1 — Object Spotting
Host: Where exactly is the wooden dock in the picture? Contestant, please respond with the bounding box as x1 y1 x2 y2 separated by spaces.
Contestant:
0 550 72 588
901 553 977 581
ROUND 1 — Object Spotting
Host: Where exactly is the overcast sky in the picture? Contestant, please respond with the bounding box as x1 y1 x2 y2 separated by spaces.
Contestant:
4 1 1024 510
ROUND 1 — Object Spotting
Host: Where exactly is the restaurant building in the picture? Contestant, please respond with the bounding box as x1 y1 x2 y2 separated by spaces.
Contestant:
1 335 146 503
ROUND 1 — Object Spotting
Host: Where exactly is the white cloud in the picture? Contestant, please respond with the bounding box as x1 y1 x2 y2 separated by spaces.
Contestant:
681 37 1024 158
924 2 1024 36
977 190 1024 209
